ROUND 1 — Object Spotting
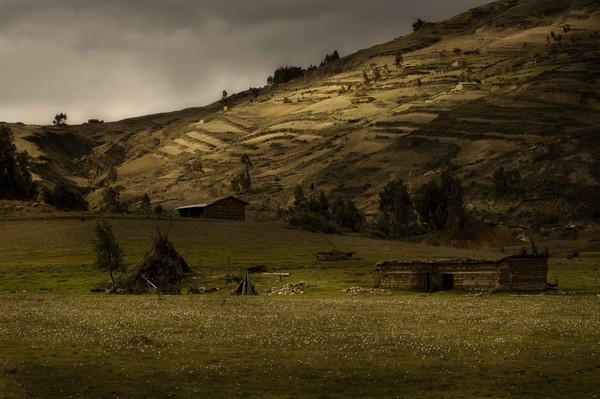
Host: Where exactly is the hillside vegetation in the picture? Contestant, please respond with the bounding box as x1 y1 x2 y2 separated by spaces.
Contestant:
4 0 600 234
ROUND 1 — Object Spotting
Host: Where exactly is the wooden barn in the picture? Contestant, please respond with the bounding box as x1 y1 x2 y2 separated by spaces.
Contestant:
374 256 548 291
175 196 249 220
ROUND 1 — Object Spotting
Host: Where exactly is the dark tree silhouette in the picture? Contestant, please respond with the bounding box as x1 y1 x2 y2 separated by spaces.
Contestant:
412 18 425 32
53 113 67 125
93 220 125 293
0 125 36 200
377 179 415 238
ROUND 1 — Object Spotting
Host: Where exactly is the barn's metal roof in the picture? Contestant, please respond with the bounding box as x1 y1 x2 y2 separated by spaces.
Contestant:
175 203 209 210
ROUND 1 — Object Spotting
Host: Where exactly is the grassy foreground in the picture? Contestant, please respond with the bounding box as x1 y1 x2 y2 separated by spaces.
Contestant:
1 294 599 398
1 217 599 398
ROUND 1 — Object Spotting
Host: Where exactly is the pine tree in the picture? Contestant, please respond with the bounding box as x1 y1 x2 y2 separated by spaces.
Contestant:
138 193 152 215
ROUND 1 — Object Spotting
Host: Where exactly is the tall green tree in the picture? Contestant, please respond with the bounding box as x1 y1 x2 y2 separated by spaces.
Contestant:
232 154 252 194
373 66 381 82
93 220 125 293
377 179 415 238
414 172 466 238
138 193 152 215
443 173 466 238
0 125 36 200
293 185 306 208
492 166 521 196
105 167 118 186
102 186 124 213
394 51 403 68
331 197 364 232
414 180 445 232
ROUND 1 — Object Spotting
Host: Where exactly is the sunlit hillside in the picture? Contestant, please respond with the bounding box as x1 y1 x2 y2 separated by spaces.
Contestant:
5 0 600 232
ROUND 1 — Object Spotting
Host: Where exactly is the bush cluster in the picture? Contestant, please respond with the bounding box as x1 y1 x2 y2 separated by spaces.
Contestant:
376 172 467 239
42 183 88 211
280 186 364 234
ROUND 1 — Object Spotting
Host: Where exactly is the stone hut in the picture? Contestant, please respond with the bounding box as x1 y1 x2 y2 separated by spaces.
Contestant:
175 196 249 220
374 256 548 291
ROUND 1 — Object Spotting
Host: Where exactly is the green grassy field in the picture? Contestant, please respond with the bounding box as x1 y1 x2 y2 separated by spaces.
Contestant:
1 217 599 398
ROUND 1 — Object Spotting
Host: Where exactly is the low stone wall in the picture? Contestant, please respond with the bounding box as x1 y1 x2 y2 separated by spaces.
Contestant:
375 256 548 291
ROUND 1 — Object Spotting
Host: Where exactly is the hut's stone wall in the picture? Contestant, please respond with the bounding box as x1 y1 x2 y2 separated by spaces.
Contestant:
375 256 548 291
498 258 548 290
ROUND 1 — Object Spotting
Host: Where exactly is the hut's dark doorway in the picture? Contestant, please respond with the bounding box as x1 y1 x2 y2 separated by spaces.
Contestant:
442 274 455 290
425 273 432 291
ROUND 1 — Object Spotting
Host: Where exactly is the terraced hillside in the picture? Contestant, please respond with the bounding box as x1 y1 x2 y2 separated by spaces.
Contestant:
5 0 600 229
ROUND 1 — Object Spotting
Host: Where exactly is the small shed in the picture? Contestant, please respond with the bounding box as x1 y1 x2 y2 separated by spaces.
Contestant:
351 96 375 104
374 255 548 291
455 82 479 91
176 196 249 220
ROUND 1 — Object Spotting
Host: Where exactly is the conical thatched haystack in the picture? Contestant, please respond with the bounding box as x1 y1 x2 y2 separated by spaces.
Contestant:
118 228 194 294
231 271 258 296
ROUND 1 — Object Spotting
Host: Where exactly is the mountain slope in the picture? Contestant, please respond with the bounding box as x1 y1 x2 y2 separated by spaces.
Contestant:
6 0 600 230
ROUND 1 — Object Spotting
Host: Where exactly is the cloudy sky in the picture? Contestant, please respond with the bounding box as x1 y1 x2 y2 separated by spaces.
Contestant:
0 0 491 125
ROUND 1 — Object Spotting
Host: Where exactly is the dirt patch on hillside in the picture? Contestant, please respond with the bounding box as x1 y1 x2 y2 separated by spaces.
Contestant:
295 97 351 114
268 121 334 131
201 119 245 134
390 112 439 124
173 138 213 153
118 154 168 177
186 131 226 148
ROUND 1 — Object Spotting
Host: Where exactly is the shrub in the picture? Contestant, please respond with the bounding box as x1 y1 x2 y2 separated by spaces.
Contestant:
153 204 164 215
268 65 305 85
566 249 580 260
42 183 88 211
281 186 364 234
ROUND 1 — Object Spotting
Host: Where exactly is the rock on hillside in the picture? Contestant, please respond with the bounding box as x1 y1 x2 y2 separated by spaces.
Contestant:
5 0 600 230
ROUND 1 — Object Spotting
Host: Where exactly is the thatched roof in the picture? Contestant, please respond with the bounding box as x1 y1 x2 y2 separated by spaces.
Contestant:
118 228 194 294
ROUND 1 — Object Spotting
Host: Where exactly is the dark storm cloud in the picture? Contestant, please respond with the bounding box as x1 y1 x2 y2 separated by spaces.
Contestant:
0 0 491 124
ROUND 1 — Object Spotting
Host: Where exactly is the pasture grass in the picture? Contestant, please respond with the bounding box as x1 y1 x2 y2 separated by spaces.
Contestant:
1 294 599 398
0 217 599 398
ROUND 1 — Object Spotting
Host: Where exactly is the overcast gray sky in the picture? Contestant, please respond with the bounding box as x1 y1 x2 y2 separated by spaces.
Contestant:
0 0 491 125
